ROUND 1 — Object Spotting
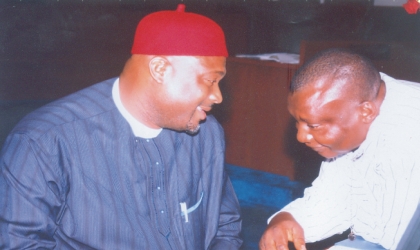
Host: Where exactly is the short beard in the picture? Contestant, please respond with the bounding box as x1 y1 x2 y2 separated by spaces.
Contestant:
186 122 200 135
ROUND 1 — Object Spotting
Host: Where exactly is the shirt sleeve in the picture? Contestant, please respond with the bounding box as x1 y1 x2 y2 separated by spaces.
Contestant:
0 134 65 249
268 160 353 242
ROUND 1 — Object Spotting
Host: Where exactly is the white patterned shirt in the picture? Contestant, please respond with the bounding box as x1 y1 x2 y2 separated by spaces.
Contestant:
269 73 420 249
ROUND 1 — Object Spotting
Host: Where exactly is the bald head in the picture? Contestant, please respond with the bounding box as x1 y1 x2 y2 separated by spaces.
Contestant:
291 49 381 102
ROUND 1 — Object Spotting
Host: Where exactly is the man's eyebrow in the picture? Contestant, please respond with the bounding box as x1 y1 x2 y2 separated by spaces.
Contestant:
298 117 316 124
215 71 226 77
205 71 226 77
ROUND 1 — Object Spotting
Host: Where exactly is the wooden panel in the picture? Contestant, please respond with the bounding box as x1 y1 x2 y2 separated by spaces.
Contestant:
212 57 299 179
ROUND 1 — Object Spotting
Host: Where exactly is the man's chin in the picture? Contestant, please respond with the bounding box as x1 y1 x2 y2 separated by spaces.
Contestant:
311 147 337 159
185 117 206 134
317 150 346 159
185 123 200 135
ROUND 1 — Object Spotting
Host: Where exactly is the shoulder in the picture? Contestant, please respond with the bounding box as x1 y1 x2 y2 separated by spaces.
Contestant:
9 78 118 141
378 73 420 125
380 72 420 96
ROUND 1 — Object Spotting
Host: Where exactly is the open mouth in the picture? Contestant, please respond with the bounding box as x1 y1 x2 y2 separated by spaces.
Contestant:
196 106 211 120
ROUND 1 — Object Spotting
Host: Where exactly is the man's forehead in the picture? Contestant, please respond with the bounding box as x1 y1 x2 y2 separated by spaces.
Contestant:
197 56 227 73
289 77 348 112
306 76 348 102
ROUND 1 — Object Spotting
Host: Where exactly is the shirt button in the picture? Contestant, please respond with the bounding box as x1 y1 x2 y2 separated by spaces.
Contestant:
156 162 159 165
157 186 161 190
146 139 150 142
160 210 164 214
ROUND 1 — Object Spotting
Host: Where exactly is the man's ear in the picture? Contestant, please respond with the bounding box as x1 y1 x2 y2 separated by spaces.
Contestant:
358 101 379 124
149 56 169 83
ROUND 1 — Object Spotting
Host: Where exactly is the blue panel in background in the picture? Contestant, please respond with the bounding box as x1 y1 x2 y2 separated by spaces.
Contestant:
226 164 307 250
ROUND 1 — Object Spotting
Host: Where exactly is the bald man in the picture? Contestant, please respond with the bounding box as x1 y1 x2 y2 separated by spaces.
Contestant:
260 49 420 250
0 5 242 249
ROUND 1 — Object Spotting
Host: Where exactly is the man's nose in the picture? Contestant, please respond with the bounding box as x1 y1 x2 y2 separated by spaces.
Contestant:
210 84 223 104
296 124 313 144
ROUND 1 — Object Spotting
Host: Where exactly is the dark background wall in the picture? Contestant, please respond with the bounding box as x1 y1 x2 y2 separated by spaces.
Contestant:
1 0 420 101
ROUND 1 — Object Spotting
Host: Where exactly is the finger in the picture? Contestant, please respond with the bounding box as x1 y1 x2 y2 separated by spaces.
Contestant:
293 238 306 250
276 244 288 250
290 227 306 250
259 235 274 250
272 234 289 250
259 234 288 250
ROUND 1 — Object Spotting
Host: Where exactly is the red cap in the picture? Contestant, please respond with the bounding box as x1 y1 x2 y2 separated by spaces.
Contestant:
131 4 228 56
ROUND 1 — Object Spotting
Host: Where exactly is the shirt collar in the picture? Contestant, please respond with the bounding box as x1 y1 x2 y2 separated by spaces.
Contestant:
112 78 162 139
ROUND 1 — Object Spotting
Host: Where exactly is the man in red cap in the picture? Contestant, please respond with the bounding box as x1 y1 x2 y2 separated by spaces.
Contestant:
0 5 242 249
